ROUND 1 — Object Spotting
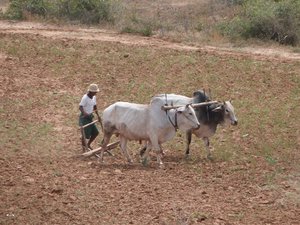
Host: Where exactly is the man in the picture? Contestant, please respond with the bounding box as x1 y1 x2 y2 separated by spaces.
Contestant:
79 83 102 150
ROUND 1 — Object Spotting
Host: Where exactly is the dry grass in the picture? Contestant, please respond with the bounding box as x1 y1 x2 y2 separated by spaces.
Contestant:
0 28 299 224
0 32 299 165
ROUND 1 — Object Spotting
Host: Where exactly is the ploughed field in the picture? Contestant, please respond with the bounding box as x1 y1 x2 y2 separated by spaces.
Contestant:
0 22 299 225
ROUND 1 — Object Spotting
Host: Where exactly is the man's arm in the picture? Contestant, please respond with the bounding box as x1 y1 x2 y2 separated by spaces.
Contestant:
79 106 89 117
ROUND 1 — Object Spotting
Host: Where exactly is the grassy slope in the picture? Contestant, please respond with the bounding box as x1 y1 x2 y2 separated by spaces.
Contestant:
0 33 299 163
0 33 299 224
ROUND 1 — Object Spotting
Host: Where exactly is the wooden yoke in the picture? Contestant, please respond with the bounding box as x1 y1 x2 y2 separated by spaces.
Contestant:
161 101 218 111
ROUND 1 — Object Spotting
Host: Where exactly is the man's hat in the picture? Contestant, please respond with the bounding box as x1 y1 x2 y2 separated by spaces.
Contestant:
88 84 100 92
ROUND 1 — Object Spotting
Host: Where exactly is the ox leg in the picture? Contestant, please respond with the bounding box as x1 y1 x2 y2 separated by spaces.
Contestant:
150 137 164 167
159 144 165 156
141 142 164 156
156 144 164 168
139 142 147 157
141 142 152 166
99 133 112 162
203 137 212 160
185 130 192 158
119 136 133 164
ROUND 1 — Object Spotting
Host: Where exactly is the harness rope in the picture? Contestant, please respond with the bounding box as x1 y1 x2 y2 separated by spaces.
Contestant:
165 94 178 131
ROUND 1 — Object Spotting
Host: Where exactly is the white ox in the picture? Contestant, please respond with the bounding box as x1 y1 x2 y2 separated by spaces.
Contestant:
140 92 238 159
100 96 200 166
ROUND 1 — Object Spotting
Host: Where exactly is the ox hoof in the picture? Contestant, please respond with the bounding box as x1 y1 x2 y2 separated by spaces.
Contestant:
97 158 105 164
207 155 214 161
159 163 165 170
141 157 149 167
139 149 146 157
184 154 191 160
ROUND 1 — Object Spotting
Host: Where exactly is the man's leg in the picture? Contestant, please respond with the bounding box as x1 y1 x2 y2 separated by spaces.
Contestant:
87 133 98 149
87 124 99 149
79 116 89 151
81 136 86 147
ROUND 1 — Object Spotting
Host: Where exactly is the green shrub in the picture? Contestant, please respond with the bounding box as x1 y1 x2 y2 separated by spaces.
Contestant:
4 0 118 24
275 0 300 30
219 0 300 45
220 0 276 39
222 0 246 6
119 10 155 37
121 23 153 37
5 0 24 20
57 0 114 24
25 0 50 16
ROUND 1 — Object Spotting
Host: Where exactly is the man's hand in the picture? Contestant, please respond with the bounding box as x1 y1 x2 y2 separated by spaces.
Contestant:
83 111 90 117
79 106 90 118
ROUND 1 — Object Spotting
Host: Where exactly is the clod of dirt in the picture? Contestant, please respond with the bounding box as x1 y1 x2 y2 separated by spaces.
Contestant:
51 187 64 195
24 177 35 184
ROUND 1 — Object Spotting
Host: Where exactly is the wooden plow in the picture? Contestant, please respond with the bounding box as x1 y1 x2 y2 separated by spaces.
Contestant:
79 119 119 158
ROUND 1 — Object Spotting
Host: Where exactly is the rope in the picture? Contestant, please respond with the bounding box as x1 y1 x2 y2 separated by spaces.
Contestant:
164 94 178 131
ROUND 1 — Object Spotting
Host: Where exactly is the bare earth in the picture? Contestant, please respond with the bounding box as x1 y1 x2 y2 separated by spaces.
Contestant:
0 20 299 225
1 21 300 60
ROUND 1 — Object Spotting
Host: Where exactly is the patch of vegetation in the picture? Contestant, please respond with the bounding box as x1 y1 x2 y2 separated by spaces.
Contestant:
0 117 57 156
121 24 153 37
4 0 119 24
219 0 300 46
2 0 300 45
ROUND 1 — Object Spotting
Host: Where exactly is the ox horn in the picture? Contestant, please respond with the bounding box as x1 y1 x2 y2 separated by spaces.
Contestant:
212 106 222 112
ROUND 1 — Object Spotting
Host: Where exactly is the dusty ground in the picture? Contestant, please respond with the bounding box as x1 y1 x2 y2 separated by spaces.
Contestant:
0 20 299 225
1 21 300 60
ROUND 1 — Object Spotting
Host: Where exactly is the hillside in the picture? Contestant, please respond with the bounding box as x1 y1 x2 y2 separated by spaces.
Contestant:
0 4 300 225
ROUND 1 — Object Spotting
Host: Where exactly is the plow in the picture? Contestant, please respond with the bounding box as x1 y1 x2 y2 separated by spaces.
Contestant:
79 119 119 157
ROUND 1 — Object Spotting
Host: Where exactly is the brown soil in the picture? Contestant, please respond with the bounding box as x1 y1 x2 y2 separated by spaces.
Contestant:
0 20 299 225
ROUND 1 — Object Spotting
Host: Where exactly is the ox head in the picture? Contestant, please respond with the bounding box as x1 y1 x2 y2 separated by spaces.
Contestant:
212 101 238 125
176 104 200 131
193 89 211 103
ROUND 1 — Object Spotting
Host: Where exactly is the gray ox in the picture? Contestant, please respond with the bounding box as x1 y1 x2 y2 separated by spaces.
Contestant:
141 91 238 159
100 95 200 166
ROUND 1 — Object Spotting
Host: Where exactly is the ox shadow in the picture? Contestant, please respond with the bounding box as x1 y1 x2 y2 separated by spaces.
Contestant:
162 154 216 165
94 162 160 171
80 151 219 170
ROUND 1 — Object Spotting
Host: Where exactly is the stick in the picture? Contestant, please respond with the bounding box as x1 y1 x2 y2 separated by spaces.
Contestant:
82 141 120 157
80 127 89 152
79 120 99 129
